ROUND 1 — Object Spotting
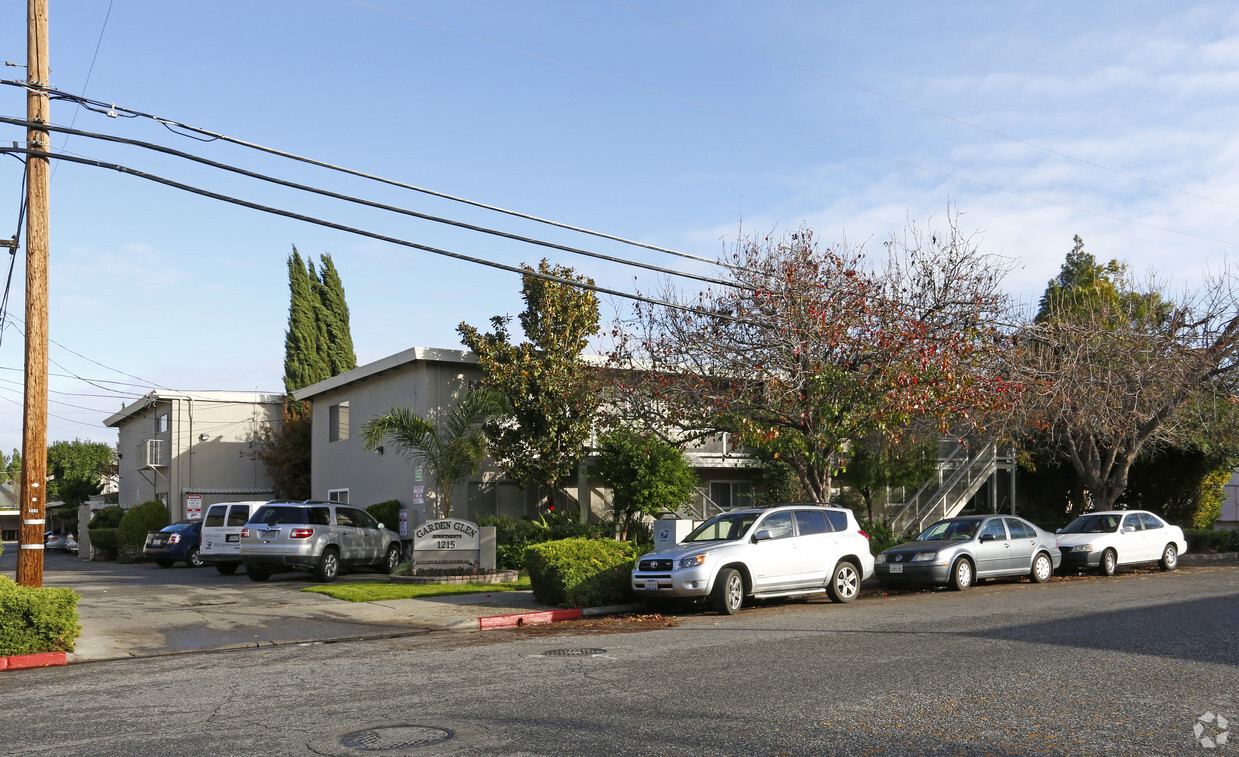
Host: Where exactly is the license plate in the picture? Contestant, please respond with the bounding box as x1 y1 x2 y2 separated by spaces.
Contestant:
889 564 903 574
644 580 658 591
226 534 239 542
260 530 280 539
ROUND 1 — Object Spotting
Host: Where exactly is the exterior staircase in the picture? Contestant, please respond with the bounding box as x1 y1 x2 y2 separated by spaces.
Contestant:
887 440 1001 536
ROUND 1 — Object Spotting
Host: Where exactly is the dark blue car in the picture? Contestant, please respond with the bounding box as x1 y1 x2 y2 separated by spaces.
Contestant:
143 519 205 568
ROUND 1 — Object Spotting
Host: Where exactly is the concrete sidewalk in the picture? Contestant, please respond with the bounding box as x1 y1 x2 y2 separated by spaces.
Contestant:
69 586 574 662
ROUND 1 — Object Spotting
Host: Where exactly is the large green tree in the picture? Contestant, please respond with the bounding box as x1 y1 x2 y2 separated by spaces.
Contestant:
596 427 699 540
457 260 601 508
361 389 503 518
257 247 358 498
46 439 114 503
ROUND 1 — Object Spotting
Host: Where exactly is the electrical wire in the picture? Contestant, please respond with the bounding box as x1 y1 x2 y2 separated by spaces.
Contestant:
4 312 162 388
0 79 738 273
0 146 767 328
0 115 747 292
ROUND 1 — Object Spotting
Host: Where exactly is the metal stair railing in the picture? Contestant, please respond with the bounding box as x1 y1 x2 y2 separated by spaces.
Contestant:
888 441 998 535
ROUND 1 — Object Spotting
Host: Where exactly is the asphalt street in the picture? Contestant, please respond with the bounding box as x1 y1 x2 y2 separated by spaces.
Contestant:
3 545 1237 756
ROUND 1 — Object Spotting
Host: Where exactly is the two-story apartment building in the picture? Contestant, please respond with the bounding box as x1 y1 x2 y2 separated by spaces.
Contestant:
292 346 759 533
104 390 283 521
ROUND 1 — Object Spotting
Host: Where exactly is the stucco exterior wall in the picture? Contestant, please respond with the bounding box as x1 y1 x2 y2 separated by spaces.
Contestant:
107 392 281 520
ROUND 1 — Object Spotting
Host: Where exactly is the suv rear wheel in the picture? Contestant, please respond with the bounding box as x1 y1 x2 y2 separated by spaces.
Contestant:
315 547 340 582
826 560 860 603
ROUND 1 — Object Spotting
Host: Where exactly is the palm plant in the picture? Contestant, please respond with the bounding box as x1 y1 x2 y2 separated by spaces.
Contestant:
360 389 503 518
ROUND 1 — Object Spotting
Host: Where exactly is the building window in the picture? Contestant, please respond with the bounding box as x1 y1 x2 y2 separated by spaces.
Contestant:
329 401 350 442
157 413 169 433
328 489 349 504
709 481 753 510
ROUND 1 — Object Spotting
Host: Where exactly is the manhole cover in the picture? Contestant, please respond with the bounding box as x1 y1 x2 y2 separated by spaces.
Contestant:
543 647 607 656
339 725 453 750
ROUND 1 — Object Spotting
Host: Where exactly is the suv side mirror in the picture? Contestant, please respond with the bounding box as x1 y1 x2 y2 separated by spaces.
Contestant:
753 529 774 542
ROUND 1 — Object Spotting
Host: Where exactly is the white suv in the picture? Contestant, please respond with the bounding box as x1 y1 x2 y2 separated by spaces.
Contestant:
631 504 875 614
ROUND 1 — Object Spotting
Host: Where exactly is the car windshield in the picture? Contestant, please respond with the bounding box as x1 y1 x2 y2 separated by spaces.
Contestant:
916 519 980 541
1060 514 1121 534
683 512 760 542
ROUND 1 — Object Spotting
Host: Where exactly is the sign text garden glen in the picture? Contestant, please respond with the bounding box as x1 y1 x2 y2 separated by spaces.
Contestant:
413 519 480 552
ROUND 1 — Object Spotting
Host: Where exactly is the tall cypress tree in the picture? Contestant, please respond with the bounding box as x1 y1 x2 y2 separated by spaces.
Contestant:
316 253 357 376
260 247 357 498
283 247 330 393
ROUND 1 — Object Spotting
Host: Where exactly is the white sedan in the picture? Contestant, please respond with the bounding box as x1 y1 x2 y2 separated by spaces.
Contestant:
1056 510 1187 576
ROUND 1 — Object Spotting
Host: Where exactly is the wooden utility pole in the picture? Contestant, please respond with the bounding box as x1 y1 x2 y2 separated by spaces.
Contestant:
16 0 50 587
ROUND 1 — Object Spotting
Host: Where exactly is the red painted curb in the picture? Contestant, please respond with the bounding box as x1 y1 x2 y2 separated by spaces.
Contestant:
1 652 67 671
478 608 582 630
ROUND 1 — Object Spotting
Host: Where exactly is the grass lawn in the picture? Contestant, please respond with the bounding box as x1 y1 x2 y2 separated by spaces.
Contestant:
303 575 531 602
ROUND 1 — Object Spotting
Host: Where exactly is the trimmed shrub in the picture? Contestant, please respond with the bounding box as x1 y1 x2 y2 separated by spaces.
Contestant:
117 500 170 555
87 505 127 560
524 537 639 608
0 576 80 655
480 515 616 570
88 505 125 529
367 500 402 532
1185 528 1239 554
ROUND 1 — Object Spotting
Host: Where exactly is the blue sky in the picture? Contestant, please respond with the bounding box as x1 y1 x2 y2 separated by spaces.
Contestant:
1 1 1238 455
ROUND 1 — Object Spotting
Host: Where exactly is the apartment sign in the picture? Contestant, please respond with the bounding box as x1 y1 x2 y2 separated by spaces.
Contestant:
413 518 479 552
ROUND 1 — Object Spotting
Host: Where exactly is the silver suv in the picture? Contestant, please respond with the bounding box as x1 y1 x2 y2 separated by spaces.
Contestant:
239 501 402 582
631 504 875 614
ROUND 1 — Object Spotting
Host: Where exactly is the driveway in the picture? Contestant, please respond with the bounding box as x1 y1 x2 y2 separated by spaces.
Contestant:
0 543 555 661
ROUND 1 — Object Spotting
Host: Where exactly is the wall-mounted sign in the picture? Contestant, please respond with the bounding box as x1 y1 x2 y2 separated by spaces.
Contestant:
186 494 203 519
413 518 480 552
412 484 424 505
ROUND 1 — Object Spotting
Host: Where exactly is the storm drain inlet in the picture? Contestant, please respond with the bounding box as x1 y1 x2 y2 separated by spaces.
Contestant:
339 725 453 751
543 647 607 657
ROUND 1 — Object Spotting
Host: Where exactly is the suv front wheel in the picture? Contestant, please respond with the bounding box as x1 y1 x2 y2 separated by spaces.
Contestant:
712 568 744 615
315 547 340 582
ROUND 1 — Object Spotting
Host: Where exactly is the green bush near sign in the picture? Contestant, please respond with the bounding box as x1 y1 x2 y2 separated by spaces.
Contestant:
525 537 640 608
0 577 80 656
366 500 402 532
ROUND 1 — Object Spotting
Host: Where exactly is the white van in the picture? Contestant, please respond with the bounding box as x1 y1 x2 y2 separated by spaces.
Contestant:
199 501 267 574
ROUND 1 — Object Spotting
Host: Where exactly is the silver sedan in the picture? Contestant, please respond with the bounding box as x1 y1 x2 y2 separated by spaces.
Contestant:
874 515 1062 590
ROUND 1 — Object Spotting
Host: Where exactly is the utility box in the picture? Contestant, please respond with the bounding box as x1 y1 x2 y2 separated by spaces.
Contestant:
653 519 697 551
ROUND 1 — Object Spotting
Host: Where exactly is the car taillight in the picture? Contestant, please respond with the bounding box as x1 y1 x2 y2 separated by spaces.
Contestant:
168 534 181 544
240 528 249 538
290 528 314 539
858 529 870 541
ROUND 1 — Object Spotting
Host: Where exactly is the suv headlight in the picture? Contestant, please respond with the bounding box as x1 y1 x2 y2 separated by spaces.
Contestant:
679 554 707 568
912 552 937 562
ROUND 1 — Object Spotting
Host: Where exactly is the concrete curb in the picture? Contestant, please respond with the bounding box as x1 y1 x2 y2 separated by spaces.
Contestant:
1180 551 1239 564
1 652 67 671
476 602 649 630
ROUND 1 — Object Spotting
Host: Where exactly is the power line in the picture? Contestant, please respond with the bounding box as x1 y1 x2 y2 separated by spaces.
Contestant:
3 312 162 387
0 115 747 292
0 146 767 328
341 3 1239 240
0 79 736 273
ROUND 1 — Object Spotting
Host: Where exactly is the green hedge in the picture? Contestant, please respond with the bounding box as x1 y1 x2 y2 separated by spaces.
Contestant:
1185 528 1239 554
525 537 640 608
0 576 80 656
118 500 170 551
480 515 616 570
367 500 402 532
